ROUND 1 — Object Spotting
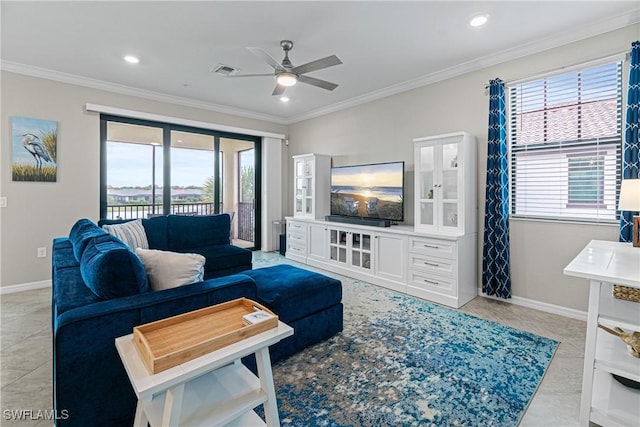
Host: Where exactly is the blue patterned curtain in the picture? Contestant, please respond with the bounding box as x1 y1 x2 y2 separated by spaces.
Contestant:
482 78 511 299
620 41 640 242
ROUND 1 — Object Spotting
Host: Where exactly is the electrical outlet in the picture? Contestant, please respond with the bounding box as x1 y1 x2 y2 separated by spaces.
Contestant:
0 197 7 208
37 247 47 258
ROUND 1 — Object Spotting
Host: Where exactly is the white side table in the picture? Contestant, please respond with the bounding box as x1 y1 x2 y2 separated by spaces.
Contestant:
116 321 293 427
564 240 640 427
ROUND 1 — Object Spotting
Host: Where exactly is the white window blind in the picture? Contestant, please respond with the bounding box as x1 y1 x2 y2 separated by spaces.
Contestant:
508 60 623 222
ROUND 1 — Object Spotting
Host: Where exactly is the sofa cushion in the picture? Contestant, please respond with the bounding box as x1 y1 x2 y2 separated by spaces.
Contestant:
244 265 343 324
180 244 252 273
142 216 170 250
135 248 205 291
103 219 149 250
167 214 231 250
80 235 149 299
69 219 108 261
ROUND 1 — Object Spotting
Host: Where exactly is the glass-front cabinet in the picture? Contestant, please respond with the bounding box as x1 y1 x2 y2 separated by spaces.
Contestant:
414 132 476 236
293 156 314 216
328 228 371 271
292 154 331 219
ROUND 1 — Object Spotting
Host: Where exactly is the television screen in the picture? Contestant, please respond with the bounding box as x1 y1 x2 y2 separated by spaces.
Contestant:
330 161 404 221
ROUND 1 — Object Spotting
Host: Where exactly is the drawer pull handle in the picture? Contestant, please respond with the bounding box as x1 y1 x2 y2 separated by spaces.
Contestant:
423 261 439 267
423 244 439 249
423 279 439 285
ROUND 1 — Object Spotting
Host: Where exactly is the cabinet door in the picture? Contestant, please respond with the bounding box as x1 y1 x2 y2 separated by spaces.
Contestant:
350 232 372 271
439 141 461 232
308 224 327 261
302 158 314 216
416 144 436 230
374 233 406 282
328 228 348 264
293 159 305 216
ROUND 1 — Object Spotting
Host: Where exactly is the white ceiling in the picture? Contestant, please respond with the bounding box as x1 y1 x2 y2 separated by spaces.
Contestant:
2 1 639 124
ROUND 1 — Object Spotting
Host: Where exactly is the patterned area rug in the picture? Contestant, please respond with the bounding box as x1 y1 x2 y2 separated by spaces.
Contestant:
270 277 558 426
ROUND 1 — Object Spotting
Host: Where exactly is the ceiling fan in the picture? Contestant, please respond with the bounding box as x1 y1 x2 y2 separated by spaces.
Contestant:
227 40 342 96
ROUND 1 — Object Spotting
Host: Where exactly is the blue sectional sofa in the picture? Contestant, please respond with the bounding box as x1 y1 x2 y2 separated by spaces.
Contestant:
52 215 343 426
97 213 253 279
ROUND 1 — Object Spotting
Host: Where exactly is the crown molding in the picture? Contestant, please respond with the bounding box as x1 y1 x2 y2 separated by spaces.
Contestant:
2 10 637 126
0 60 289 125
287 13 639 124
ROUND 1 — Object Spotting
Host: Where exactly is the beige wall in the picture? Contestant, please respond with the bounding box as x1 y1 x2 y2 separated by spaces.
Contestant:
0 71 287 287
288 25 638 313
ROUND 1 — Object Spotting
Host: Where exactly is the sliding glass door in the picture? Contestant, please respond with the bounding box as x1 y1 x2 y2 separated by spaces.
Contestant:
103 121 163 219
100 115 261 249
170 130 217 216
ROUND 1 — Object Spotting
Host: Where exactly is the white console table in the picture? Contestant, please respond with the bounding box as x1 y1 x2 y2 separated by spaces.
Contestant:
116 321 293 427
564 240 640 427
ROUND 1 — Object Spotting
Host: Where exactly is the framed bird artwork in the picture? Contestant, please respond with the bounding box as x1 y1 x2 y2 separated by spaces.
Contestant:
11 116 58 182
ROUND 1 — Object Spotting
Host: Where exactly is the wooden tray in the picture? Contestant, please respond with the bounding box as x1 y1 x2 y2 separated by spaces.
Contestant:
133 298 278 374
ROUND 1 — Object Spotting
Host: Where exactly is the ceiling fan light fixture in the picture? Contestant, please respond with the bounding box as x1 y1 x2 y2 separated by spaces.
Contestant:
276 72 298 87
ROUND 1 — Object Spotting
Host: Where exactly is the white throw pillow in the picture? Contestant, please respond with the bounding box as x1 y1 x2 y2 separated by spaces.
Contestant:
102 219 149 250
135 248 205 291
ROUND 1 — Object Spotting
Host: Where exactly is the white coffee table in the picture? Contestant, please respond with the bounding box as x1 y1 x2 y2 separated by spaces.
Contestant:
116 320 293 427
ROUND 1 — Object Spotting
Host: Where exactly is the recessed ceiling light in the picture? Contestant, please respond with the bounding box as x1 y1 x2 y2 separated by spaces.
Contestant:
280 96 290 103
124 55 140 64
469 14 489 28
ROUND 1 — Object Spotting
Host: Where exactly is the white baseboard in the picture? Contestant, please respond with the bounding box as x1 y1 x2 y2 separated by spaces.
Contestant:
478 287 587 321
0 280 51 295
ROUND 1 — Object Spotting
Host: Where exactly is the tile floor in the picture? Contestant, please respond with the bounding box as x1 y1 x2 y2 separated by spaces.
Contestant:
0 251 587 426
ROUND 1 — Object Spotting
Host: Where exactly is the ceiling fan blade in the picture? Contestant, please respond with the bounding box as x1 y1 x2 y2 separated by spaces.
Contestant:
247 47 285 71
272 84 286 96
225 73 274 78
298 74 338 91
292 55 342 75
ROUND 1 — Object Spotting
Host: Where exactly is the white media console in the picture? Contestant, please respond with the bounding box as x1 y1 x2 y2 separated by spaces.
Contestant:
288 132 478 308
286 217 477 309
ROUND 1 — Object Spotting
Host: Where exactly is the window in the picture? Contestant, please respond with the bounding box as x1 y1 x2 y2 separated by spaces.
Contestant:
508 60 623 222
567 155 604 206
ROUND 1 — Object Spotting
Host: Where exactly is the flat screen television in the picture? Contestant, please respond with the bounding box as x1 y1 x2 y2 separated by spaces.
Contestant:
330 161 404 222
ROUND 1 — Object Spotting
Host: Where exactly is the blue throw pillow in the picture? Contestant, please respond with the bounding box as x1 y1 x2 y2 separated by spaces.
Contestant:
80 235 150 299
69 219 107 261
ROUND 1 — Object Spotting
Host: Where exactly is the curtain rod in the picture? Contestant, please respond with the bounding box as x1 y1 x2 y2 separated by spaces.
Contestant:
484 50 629 90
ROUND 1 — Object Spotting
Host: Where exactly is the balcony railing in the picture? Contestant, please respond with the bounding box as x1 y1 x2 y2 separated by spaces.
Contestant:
106 202 216 220
237 202 254 242
106 202 255 244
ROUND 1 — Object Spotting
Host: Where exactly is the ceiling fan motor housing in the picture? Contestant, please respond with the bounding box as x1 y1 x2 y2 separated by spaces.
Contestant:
280 40 294 52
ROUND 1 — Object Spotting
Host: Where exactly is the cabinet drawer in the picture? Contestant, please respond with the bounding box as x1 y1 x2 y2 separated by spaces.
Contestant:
409 253 455 277
287 221 308 233
408 271 456 296
408 236 456 259
287 242 306 256
287 232 307 245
